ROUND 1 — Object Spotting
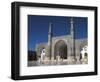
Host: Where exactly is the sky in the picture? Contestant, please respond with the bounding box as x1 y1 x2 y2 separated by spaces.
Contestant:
28 15 87 51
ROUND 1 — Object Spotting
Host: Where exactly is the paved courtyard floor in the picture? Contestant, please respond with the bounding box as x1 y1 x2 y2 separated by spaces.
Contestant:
28 59 87 66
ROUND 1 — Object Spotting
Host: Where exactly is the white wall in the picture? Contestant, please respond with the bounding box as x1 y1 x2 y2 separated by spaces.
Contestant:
0 0 99 81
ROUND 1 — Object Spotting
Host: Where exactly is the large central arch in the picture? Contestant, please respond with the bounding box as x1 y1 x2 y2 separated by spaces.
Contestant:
54 40 67 59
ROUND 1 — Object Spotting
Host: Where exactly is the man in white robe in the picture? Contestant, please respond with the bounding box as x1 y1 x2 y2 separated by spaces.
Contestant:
40 48 46 62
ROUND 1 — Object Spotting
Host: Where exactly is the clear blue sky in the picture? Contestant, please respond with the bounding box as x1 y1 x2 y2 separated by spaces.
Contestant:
28 15 87 51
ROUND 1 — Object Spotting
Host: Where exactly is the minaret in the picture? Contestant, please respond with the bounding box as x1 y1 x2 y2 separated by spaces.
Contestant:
70 18 75 58
48 23 52 59
71 18 74 39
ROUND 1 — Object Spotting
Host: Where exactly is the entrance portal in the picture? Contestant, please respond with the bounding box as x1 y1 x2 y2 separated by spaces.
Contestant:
54 40 67 59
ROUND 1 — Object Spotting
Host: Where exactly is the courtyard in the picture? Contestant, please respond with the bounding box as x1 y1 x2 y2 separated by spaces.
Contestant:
28 58 88 66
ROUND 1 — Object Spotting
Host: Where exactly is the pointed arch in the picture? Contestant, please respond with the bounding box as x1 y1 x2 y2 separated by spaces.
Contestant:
54 40 67 59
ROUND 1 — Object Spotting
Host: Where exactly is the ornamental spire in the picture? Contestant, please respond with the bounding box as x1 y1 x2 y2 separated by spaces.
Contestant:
48 22 52 34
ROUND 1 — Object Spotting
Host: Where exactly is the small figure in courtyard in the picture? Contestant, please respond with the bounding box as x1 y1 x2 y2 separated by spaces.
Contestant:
80 45 88 64
40 48 46 63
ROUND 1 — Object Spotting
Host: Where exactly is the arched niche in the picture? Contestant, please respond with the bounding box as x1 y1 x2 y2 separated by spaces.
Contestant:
54 40 67 59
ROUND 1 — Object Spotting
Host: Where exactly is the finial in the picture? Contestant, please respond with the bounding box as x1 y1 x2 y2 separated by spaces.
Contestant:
71 17 73 24
70 17 74 32
49 22 52 33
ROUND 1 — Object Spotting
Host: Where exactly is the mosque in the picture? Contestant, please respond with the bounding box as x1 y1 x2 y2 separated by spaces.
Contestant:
35 18 87 63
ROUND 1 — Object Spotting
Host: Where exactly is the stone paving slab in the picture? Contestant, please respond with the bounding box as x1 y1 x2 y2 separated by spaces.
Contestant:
28 59 88 66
